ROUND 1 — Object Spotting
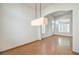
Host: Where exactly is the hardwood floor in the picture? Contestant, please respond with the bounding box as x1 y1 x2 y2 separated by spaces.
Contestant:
0 35 75 55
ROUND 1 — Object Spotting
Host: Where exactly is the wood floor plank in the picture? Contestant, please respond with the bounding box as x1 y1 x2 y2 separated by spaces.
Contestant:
0 35 75 55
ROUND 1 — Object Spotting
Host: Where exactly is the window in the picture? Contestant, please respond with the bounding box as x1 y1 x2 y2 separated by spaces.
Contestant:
55 19 70 33
59 23 70 32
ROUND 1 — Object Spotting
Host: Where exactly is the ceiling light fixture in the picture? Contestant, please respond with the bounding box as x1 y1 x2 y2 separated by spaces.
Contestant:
31 3 48 26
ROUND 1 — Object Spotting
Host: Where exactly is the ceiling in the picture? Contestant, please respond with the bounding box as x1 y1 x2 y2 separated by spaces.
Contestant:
22 3 54 9
45 10 72 17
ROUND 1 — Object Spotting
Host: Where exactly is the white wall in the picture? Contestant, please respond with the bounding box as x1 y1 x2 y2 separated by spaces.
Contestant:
0 4 39 52
41 3 79 53
73 7 79 53
42 15 54 38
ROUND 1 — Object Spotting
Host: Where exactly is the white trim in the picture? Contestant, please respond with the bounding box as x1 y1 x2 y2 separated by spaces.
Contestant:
54 33 72 37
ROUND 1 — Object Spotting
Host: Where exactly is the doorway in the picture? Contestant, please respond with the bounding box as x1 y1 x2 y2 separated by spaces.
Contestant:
41 10 72 50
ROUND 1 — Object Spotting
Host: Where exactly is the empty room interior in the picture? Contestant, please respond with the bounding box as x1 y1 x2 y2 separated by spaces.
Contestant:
0 3 79 55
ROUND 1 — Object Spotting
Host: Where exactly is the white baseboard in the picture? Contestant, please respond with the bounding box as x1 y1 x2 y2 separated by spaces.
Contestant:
54 33 72 37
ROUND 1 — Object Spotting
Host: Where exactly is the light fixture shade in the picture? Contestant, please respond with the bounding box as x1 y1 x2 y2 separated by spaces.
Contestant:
31 17 48 26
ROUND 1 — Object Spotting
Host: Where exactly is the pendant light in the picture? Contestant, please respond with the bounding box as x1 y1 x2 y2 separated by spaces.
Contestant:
31 3 48 26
